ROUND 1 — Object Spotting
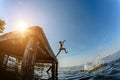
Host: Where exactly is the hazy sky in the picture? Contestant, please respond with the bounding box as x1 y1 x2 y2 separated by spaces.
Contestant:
0 0 120 67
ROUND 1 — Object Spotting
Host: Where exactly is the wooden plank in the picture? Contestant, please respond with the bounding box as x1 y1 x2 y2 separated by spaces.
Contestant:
21 38 38 80
0 26 57 62
38 30 57 61
51 61 58 80
3 55 9 67
0 53 4 66
55 62 58 80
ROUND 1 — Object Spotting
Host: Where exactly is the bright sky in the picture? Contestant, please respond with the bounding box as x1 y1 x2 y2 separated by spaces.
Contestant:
0 0 120 67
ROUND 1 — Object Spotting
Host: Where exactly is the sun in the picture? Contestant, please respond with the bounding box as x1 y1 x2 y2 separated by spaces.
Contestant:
16 21 29 32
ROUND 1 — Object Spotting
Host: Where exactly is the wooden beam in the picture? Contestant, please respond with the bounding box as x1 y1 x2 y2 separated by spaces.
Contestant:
3 55 9 67
51 61 58 80
21 38 38 80
0 53 4 66
55 62 58 80
52 62 54 80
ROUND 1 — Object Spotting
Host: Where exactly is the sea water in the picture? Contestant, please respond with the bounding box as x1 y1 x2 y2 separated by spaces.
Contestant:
34 59 120 80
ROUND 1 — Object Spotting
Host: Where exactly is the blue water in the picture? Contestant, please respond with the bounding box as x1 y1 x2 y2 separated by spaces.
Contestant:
58 67 88 80
58 59 120 80
34 58 120 80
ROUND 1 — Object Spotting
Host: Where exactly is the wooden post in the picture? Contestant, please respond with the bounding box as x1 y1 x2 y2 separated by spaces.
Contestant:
3 55 9 67
21 38 38 80
0 53 4 66
51 61 58 80
55 62 58 80
51 62 54 80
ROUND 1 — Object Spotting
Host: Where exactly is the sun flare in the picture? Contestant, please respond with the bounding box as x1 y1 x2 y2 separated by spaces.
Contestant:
16 21 29 32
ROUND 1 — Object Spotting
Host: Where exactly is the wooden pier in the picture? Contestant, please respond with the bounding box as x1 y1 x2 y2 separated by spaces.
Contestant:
0 26 58 80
